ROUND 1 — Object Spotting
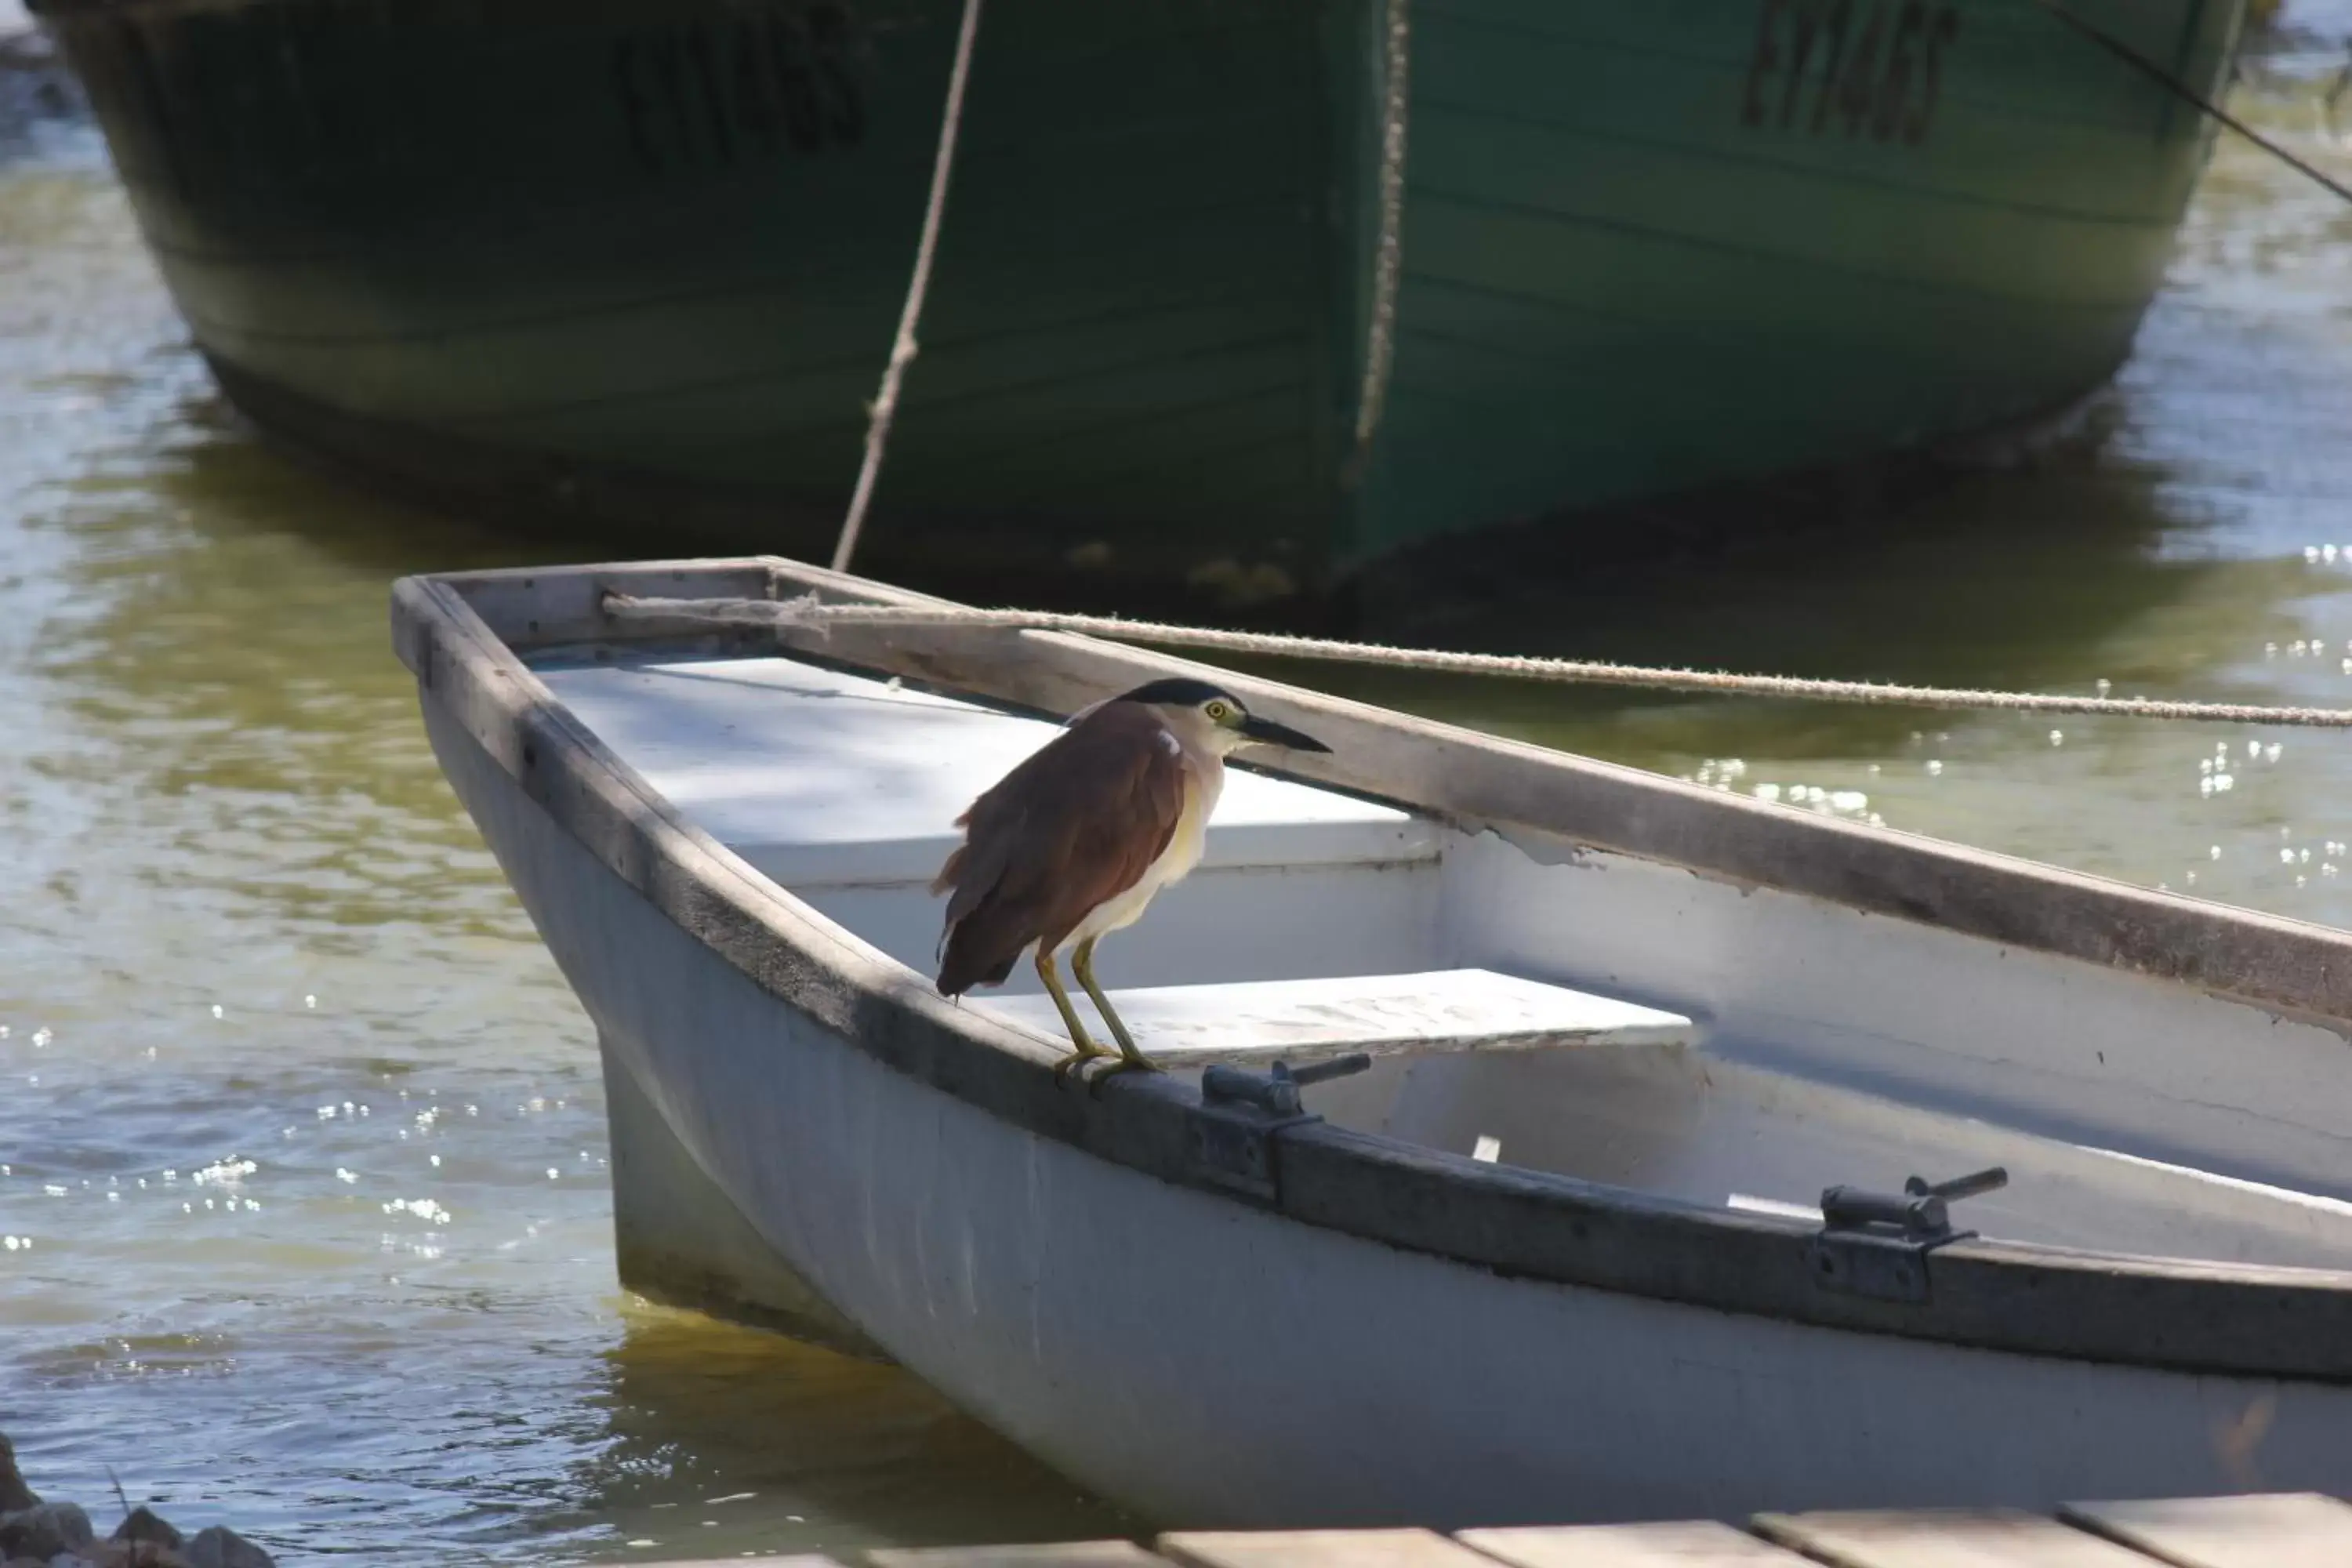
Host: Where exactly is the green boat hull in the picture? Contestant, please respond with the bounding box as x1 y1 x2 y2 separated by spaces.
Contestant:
38 0 2241 601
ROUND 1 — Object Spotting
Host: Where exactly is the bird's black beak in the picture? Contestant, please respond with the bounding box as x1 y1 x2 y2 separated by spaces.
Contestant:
1238 713 1331 753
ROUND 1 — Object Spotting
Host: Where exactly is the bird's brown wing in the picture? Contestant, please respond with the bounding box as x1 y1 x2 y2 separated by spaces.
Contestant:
932 705 1187 995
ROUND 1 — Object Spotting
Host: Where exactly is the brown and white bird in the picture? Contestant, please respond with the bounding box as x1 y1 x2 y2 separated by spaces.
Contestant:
930 678 1330 1073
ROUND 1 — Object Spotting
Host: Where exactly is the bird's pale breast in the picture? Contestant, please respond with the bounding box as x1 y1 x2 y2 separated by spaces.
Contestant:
1062 743 1220 947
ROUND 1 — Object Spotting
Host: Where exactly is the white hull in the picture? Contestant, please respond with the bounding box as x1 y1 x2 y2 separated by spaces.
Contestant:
425 706 2352 1523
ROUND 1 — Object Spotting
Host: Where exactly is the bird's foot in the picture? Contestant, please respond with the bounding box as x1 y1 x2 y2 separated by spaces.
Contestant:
1051 1044 1111 1083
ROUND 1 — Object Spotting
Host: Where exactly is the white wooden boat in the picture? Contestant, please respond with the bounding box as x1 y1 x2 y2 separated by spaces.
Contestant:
395 557 2352 1528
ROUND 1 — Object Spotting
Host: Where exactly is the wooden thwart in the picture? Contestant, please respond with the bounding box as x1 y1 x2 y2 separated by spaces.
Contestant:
533 652 1435 891
978 968 1693 1069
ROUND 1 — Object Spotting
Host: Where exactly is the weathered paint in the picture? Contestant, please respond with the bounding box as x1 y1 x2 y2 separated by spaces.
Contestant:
45 0 2245 594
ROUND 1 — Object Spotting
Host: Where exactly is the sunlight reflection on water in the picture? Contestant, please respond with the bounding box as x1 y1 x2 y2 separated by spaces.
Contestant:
8 6 2352 1560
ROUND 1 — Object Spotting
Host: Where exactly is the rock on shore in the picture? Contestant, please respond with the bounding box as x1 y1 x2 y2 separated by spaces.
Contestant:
0 1436 274 1568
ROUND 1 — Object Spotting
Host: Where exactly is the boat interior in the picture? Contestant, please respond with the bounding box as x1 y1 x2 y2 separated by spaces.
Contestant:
532 642 2352 1279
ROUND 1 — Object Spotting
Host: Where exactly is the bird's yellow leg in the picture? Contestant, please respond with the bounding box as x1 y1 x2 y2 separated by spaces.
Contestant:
1038 949 1107 1080
1073 938 1157 1073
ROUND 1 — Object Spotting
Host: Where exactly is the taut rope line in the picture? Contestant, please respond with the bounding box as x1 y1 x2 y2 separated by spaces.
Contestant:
829 0 985 575
603 592 2352 728
2034 0 2352 208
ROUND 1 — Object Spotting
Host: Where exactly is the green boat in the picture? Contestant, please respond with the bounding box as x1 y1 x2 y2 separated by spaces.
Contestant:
36 0 2241 604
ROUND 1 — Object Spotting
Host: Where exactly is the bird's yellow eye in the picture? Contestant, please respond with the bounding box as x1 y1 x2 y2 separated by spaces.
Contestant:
1204 700 1232 722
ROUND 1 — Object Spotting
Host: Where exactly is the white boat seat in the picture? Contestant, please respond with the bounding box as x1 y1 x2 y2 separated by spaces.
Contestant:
976 967 1694 1068
535 652 1439 888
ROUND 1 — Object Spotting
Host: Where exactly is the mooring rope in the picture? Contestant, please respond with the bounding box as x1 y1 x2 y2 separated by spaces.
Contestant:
829 0 985 575
602 591 2352 728
1352 0 1411 460
2034 0 2352 208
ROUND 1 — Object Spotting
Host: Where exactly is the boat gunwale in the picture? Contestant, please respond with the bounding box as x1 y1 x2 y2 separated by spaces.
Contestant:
393 554 2352 1382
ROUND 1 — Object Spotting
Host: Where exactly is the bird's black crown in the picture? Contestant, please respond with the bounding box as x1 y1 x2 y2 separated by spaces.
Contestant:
1116 677 1236 709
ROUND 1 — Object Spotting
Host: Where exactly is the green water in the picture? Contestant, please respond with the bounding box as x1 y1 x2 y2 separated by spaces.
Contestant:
6 8 2352 1562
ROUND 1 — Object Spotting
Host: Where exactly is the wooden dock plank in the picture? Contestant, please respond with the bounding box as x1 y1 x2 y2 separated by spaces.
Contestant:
1751 1509 2159 1566
2060 1494 2352 1567
1162 1530 1492 1568
651 1559 845 1568
1461 1519 1811 1564
869 1546 1167 1568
